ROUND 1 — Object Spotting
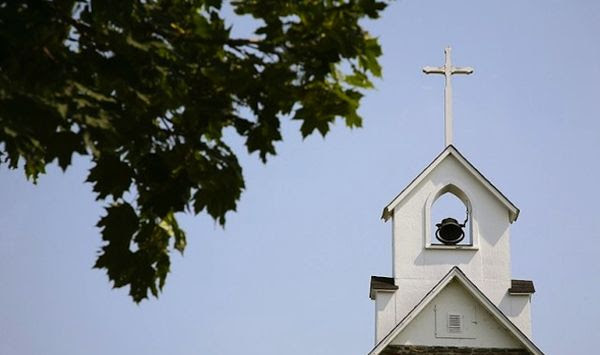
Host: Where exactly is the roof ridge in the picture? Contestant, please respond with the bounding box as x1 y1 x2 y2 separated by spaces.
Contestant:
381 146 519 222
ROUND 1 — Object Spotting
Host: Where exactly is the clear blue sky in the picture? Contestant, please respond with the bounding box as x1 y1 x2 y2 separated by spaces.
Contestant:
1 1 599 354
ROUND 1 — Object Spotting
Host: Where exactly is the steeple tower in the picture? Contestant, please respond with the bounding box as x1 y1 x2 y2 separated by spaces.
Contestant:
367 49 542 355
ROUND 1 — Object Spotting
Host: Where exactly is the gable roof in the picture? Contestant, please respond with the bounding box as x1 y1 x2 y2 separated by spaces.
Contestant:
381 145 519 223
367 267 543 355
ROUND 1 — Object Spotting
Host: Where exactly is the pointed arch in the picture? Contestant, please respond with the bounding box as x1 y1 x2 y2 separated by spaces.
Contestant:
424 182 479 249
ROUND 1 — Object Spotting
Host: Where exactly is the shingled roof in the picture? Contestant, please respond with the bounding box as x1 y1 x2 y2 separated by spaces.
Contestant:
509 280 535 295
369 276 398 300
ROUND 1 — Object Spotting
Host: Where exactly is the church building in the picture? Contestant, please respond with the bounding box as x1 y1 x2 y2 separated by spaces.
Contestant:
368 48 543 355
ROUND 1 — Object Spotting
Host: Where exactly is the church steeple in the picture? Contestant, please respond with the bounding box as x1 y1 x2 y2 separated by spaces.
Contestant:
367 49 541 355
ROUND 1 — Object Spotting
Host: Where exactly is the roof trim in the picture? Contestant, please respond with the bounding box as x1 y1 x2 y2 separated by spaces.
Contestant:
367 267 543 355
381 145 520 223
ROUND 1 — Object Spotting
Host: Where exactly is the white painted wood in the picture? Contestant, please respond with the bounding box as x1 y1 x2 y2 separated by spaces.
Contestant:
423 47 473 147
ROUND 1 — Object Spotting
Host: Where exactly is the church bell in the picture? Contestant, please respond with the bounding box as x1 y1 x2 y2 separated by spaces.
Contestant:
435 217 465 245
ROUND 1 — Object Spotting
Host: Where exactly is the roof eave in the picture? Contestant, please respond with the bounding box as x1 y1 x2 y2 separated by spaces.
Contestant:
370 276 399 300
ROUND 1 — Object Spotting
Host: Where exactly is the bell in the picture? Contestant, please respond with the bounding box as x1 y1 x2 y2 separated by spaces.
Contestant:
435 217 465 245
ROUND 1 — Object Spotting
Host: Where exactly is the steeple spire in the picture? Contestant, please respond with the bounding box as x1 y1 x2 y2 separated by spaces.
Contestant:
423 47 473 147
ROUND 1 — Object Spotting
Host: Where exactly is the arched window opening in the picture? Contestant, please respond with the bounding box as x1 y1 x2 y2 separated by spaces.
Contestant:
431 192 472 246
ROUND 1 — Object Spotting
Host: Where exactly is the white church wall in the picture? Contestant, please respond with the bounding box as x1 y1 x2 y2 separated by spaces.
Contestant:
391 280 523 349
499 295 532 338
392 155 511 284
374 291 396 344
393 157 510 276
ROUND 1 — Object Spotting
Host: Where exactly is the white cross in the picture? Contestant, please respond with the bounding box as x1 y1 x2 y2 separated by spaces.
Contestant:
423 47 473 147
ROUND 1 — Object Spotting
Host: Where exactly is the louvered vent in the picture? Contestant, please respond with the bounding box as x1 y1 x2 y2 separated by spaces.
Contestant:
447 313 462 333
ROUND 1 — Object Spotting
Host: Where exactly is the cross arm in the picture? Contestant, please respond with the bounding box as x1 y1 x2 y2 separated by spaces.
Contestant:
422 66 445 74
451 66 474 75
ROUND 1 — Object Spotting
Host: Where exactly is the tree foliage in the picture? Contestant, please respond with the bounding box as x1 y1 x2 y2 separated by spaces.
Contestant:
0 0 387 302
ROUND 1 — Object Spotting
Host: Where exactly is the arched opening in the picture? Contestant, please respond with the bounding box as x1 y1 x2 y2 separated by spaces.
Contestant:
430 190 472 246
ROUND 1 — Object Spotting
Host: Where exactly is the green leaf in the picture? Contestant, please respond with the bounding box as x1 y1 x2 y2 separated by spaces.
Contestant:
344 72 374 89
360 37 383 77
87 155 133 200
96 203 139 244
46 131 84 170
159 212 187 254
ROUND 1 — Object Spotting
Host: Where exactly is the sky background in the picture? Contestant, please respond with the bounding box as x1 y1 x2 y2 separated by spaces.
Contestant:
2 1 600 354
